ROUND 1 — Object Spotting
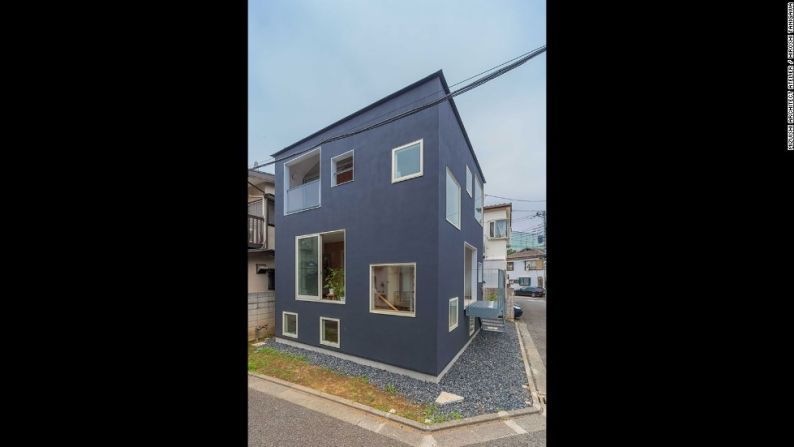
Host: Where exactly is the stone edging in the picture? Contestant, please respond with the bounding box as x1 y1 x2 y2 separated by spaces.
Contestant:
248 372 539 432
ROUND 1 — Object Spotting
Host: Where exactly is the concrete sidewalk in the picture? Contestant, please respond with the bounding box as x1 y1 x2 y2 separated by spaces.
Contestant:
514 297 547 405
248 374 546 447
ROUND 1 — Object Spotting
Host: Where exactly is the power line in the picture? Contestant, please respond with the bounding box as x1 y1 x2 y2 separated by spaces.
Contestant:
252 45 546 170
485 194 546 202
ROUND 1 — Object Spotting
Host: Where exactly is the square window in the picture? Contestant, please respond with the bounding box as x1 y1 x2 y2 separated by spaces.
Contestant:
282 312 298 338
320 317 340 348
332 151 354 186
489 219 507 239
449 297 459 331
370 263 416 316
392 140 423 182
446 168 461 229
507 261 514 271
466 166 473 197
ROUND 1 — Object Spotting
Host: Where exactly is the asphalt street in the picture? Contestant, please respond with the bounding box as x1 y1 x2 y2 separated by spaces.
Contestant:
514 297 546 368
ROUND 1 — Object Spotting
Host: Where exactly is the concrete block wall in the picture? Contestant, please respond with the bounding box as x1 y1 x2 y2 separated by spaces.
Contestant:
248 291 275 341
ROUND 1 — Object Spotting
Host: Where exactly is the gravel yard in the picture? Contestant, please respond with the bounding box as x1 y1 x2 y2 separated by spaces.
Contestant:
256 321 531 418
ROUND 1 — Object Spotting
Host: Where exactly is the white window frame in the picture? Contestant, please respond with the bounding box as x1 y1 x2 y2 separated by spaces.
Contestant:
283 147 321 216
474 177 483 227
331 149 354 187
448 297 459 331
478 261 483 283
488 219 508 239
465 166 473 197
391 139 424 183
319 317 340 348
463 241 477 309
369 262 417 317
295 229 346 304
445 167 461 230
282 312 298 338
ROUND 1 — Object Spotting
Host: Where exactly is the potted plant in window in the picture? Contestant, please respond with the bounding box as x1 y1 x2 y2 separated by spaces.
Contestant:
324 268 344 300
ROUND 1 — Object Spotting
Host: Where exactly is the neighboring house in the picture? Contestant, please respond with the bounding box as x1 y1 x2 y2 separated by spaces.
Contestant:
272 71 487 379
506 248 545 290
248 170 276 341
482 203 512 289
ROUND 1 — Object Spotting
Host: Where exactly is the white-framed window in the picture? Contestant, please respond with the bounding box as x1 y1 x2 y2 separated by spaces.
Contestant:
489 219 508 239
282 312 298 338
391 139 423 183
474 178 483 226
284 147 321 215
295 230 346 303
446 167 461 229
469 315 475 336
449 297 459 331
331 150 354 187
370 263 416 317
465 166 473 197
319 317 340 348
464 242 477 309
478 262 483 283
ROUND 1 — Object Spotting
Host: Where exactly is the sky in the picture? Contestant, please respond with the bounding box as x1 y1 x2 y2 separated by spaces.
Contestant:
249 0 546 233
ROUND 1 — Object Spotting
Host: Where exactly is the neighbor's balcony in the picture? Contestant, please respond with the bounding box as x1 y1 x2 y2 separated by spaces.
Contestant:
248 214 265 248
285 179 320 214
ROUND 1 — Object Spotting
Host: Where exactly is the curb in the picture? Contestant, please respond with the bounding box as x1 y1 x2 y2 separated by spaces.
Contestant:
248 372 539 432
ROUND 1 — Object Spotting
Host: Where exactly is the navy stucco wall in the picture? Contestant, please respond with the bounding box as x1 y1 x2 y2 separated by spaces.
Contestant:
435 98 486 374
274 77 447 375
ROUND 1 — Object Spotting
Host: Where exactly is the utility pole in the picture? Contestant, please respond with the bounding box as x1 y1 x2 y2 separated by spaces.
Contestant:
535 210 547 290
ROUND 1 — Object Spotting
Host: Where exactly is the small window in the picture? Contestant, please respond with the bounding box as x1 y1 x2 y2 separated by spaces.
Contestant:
445 168 461 229
370 263 416 316
478 262 483 282
267 269 275 290
489 219 508 239
449 298 459 331
320 317 340 348
392 140 423 183
465 166 473 197
507 262 514 271
332 151 354 186
474 178 483 225
282 312 298 338
469 315 475 336
519 277 531 286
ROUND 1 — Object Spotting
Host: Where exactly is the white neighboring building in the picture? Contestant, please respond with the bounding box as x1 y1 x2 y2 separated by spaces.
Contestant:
507 248 546 290
482 203 512 288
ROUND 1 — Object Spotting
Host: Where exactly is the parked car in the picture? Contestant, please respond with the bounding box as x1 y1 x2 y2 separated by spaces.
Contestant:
515 286 545 297
513 305 523 319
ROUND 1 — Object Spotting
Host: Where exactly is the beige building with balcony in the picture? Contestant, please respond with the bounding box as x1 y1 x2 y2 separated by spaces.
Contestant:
248 170 276 340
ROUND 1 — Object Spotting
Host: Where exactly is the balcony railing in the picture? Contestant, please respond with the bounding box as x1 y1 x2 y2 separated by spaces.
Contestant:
248 214 265 248
285 179 320 214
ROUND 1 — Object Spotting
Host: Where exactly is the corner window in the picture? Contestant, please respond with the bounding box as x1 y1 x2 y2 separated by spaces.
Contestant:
320 317 340 348
507 261 514 271
489 219 508 239
465 166 473 197
282 312 298 338
449 297 459 331
392 140 423 183
474 178 483 226
445 168 461 229
296 230 345 302
284 148 321 215
370 263 416 316
331 150 354 186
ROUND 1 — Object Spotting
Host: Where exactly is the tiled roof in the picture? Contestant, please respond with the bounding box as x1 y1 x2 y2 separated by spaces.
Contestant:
507 248 545 259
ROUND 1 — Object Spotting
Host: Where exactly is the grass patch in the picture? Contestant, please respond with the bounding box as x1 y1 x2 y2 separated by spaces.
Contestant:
420 404 461 424
248 344 431 423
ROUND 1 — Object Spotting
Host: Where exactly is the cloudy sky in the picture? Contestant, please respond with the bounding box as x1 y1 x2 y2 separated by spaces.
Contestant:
249 0 546 232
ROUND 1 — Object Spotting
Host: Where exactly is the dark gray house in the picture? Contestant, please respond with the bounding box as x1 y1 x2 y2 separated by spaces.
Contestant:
272 71 487 379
